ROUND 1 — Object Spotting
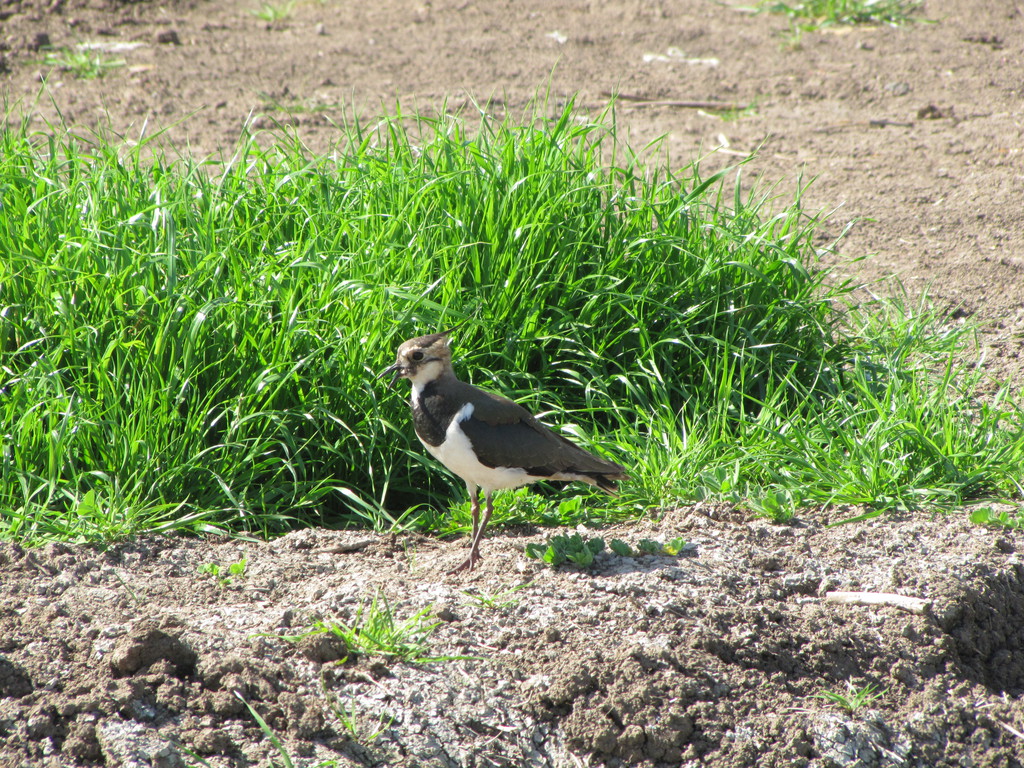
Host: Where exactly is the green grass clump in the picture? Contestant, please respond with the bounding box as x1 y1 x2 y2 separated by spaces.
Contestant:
249 0 295 24
1 96 1022 543
761 0 923 26
42 48 126 79
814 680 886 714
525 533 606 568
197 557 248 586
288 593 447 663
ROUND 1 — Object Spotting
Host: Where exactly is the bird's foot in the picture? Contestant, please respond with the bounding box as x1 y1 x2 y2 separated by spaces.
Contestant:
447 550 482 574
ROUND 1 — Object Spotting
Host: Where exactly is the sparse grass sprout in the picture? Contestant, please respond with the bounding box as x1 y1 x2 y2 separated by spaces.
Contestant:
43 48 125 78
814 681 887 713
288 594 448 663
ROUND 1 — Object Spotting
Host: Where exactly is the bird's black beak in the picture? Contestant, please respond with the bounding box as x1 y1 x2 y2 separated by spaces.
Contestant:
377 362 403 389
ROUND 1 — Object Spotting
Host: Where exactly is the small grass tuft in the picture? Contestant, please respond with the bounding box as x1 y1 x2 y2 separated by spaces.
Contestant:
326 689 394 744
718 98 760 122
814 681 887 714
43 48 125 78
461 581 533 610
198 557 248 586
250 0 295 23
525 533 605 568
285 593 450 663
761 0 923 27
236 693 297 768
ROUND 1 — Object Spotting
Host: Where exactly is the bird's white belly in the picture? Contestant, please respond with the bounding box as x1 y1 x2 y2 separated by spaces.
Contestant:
420 403 533 492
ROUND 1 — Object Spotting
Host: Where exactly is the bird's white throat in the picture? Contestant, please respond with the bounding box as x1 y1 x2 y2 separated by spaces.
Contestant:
408 361 445 406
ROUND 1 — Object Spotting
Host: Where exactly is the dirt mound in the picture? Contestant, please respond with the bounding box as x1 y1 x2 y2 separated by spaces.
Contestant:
1 508 1022 767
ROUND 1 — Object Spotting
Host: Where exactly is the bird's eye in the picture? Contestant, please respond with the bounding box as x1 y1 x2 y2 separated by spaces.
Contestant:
411 350 424 361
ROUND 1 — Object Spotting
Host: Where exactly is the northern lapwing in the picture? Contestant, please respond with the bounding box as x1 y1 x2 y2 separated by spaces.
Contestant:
380 327 627 572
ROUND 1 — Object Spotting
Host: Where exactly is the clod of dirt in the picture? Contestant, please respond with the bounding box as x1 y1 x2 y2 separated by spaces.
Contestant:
296 631 348 664
154 28 180 45
108 622 196 678
0 656 32 699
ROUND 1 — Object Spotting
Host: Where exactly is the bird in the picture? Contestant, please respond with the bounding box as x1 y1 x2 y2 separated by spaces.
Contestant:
379 327 627 573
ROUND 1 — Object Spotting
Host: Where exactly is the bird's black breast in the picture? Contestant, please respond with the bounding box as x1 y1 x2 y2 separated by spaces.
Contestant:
412 380 462 447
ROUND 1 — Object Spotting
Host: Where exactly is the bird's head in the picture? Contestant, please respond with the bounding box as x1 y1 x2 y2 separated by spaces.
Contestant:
379 327 458 387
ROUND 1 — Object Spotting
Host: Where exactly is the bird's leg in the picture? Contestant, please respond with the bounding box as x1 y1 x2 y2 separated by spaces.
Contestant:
449 489 492 574
465 483 480 548
465 491 494 568
449 485 481 572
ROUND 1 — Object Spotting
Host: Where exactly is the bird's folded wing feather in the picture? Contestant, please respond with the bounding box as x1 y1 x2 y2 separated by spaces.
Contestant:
459 402 624 477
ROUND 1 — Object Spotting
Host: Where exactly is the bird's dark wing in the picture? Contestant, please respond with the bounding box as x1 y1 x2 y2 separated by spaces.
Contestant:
452 381 626 487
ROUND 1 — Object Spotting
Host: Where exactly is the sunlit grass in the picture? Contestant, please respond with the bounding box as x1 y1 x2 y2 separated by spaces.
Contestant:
760 0 923 26
1 95 1022 544
285 593 450 663
42 48 126 79
249 0 295 24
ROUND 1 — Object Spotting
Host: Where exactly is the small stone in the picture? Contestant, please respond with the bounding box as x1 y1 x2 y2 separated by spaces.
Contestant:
155 29 181 45
314 22 326 35
192 728 233 754
435 606 458 622
917 104 951 120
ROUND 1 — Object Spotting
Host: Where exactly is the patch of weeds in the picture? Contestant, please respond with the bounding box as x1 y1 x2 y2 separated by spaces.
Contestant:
760 0 923 26
402 539 419 571
328 691 394 744
692 465 744 504
439 490 632 540
609 537 687 557
43 48 125 79
814 681 886 714
748 488 803 523
461 581 533 610
250 0 295 24
970 506 1024 530
286 593 453 663
718 98 760 122
525 532 688 566
525 533 605 567
502 491 616 527
198 557 248 586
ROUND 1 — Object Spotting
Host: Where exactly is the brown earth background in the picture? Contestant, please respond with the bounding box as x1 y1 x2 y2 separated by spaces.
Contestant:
2 0 1024 766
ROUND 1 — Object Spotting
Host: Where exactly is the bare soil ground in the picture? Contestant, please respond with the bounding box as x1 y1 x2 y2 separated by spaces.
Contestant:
2 0 1024 766
2 509 1024 767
